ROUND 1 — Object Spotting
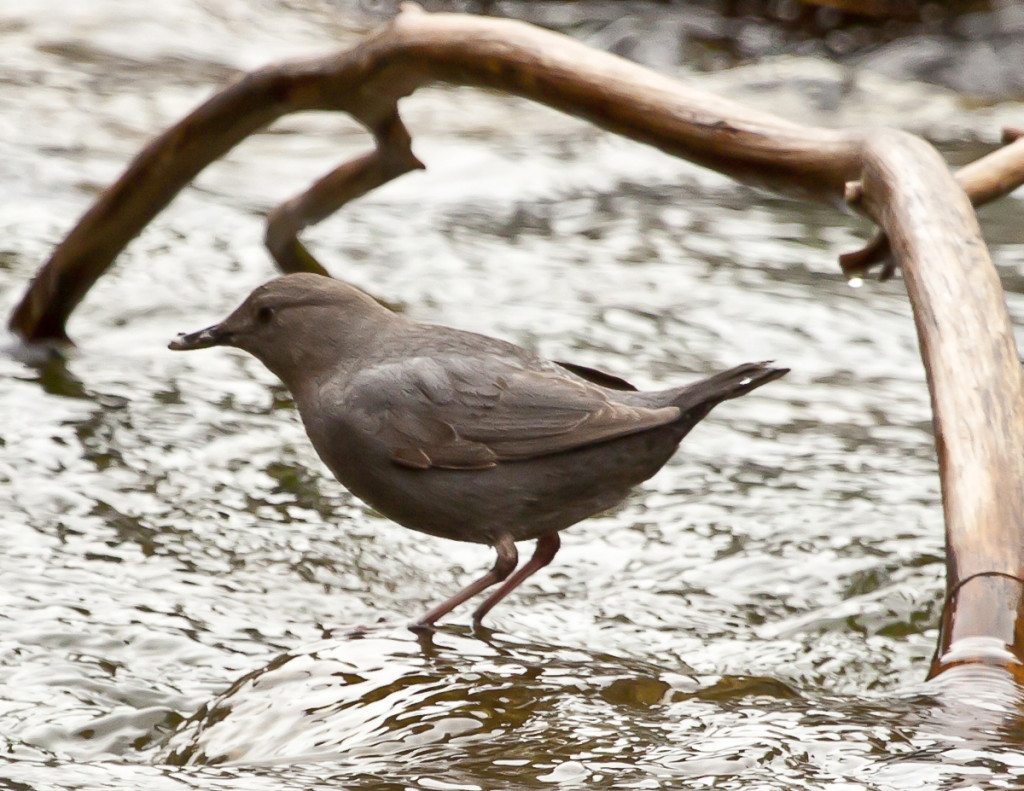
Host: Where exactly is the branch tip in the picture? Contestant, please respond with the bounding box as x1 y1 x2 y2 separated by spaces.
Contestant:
838 229 895 282
1002 126 1024 144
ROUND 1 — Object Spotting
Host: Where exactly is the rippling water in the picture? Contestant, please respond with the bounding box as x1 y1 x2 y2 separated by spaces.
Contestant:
2 1 1024 788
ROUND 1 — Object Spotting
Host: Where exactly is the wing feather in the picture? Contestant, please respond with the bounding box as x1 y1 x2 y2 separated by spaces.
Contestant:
345 357 678 470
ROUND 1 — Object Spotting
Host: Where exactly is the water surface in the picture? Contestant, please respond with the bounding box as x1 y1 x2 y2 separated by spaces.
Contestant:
2 1 1024 788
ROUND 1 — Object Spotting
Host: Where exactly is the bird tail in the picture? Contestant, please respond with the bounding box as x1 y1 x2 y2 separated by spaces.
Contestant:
670 361 788 417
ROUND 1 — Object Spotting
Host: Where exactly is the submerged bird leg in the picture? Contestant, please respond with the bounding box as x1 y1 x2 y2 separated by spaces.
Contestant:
413 534 518 628
472 533 561 627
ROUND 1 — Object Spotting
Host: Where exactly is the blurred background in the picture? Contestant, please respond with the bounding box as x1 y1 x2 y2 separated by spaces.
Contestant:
1 1 1023 789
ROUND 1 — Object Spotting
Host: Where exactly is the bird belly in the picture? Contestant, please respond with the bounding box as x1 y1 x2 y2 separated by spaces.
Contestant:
306 419 684 545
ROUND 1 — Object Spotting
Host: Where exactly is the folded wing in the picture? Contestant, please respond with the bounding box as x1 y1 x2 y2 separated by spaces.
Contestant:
344 357 679 470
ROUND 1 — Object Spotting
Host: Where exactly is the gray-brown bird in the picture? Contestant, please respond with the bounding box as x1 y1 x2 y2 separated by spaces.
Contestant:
170 273 786 627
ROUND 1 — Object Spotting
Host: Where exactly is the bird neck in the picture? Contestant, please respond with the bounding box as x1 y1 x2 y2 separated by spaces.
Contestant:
261 310 393 396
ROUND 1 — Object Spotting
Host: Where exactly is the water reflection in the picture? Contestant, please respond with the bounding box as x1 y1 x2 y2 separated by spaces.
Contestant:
156 625 1024 789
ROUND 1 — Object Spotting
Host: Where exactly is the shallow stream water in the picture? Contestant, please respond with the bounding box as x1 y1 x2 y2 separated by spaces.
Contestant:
2 1 1024 788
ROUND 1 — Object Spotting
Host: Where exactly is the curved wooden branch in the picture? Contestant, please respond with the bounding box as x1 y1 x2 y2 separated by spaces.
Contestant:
265 111 423 273
9 5 1024 684
854 132 1024 676
8 3 864 342
9 71 309 341
840 135 1024 280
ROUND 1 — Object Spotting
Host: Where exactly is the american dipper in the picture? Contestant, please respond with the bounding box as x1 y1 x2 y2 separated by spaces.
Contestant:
170 273 787 627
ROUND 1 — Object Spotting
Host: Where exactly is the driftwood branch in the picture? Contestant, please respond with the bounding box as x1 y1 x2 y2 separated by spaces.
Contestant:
9 3 867 341
854 133 1024 677
265 110 423 273
10 5 1024 684
841 133 1024 280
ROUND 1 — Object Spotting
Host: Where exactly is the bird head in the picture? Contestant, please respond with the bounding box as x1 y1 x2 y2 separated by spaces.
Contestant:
169 272 390 386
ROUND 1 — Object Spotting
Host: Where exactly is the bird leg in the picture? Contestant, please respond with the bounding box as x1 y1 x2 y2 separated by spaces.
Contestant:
472 533 561 627
413 534 517 628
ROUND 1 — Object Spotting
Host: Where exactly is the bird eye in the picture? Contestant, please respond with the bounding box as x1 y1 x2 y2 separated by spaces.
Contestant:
256 306 275 324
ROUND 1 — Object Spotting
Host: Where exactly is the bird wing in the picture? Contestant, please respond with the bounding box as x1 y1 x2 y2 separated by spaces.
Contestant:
343 356 679 470
554 360 638 391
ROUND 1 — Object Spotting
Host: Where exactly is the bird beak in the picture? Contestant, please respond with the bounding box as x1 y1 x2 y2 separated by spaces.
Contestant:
168 323 232 351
